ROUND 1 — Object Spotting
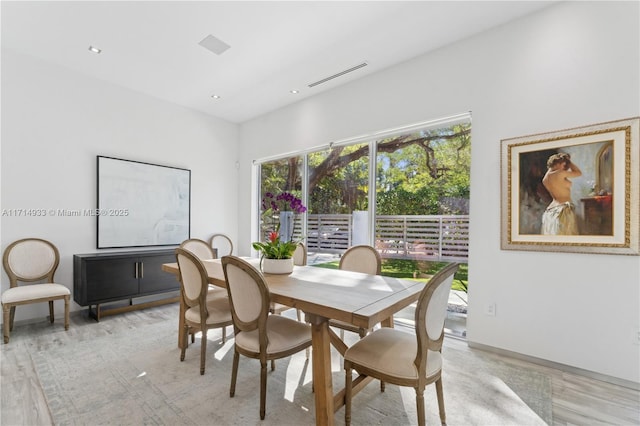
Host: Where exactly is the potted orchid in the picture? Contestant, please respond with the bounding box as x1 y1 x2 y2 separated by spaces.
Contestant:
252 192 307 274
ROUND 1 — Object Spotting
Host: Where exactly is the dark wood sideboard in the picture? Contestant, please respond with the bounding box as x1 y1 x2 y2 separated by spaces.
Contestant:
74 249 179 321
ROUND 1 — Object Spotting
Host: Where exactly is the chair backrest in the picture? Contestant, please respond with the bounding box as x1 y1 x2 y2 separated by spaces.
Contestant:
175 248 208 311
414 263 459 374
3 238 59 287
292 243 307 266
221 256 270 336
339 245 381 275
209 233 234 258
180 238 215 260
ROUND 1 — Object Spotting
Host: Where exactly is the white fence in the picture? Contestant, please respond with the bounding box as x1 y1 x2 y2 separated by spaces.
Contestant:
305 214 469 261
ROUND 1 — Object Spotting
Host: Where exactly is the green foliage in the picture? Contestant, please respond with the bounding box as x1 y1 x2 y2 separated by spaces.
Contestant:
312 259 468 292
260 158 303 206
252 238 299 259
259 123 470 216
308 144 370 213
376 123 471 215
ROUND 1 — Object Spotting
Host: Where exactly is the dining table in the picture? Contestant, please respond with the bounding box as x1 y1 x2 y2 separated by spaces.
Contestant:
162 257 426 426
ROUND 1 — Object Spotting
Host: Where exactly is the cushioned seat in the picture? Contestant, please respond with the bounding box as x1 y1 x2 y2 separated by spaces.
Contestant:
2 238 70 344
175 247 234 375
2 284 70 304
179 238 230 344
235 314 311 354
343 262 459 426
222 255 312 420
343 328 442 381
184 296 232 326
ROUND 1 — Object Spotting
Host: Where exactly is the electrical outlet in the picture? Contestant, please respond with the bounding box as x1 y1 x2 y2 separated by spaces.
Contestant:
633 327 640 345
485 303 496 316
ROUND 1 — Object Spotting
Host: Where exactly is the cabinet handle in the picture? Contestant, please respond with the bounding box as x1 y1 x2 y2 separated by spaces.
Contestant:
140 262 144 279
134 262 139 279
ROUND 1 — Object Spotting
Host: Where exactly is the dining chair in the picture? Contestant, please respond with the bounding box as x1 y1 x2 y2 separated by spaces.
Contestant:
209 233 233 258
1 238 70 344
221 255 312 420
179 239 229 344
175 247 233 375
181 238 216 261
270 242 306 321
343 262 459 426
330 244 382 338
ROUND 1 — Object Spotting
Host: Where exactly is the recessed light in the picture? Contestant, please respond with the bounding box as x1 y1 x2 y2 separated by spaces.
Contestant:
290 90 299 94
211 94 221 99
88 46 102 54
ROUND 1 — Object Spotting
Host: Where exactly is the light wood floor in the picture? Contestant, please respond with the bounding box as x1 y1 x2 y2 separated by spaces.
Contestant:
1 304 638 426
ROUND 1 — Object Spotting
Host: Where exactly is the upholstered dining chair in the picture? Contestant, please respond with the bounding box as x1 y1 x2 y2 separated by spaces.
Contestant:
180 238 216 261
1 238 70 344
221 255 312 420
343 262 459 426
330 244 382 338
179 239 229 344
175 247 233 375
209 233 233 258
270 242 306 321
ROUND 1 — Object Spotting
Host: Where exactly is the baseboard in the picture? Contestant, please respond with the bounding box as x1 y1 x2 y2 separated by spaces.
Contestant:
468 341 640 391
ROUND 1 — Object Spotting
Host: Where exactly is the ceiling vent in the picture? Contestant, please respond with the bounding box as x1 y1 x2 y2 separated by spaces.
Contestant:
307 62 368 88
198 34 231 56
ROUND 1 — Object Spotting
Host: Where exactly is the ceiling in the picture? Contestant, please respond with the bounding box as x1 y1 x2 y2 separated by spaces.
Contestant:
1 1 554 124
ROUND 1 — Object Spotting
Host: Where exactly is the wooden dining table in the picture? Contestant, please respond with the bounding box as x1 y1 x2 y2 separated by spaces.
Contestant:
162 257 426 426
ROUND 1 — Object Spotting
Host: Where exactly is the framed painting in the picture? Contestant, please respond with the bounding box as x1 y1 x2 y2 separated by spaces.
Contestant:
501 117 639 255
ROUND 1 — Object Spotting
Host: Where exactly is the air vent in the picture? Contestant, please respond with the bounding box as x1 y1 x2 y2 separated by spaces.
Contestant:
199 34 231 56
307 62 368 88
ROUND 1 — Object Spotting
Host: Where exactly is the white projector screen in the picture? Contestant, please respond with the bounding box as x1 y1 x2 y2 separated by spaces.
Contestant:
97 156 191 248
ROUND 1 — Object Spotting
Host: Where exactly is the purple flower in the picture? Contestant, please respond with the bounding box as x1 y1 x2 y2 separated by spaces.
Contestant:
261 191 306 215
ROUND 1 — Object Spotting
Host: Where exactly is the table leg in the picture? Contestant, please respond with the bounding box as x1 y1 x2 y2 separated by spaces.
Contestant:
308 314 335 426
381 315 394 328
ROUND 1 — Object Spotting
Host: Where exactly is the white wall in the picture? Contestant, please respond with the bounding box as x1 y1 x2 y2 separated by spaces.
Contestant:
1 49 239 321
238 2 640 383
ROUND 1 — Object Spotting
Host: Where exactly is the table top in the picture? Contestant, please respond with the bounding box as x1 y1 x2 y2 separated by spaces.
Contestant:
162 257 424 330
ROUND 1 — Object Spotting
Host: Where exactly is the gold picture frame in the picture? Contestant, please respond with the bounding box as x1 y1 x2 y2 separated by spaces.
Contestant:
501 117 639 255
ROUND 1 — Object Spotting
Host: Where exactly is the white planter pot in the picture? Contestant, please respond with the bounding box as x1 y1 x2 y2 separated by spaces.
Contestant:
262 258 294 275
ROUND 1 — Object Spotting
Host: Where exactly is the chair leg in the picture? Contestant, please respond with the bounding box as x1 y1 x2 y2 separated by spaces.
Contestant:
3 304 10 344
296 309 301 322
345 363 353 426
222 326 227 344
435 377 446 425
9 306 16 331
230 351 239 397
260 361 267 420
180 324 189 361
416 386 426 426
48 301 54 323
200 329 207 375
64 296 70 330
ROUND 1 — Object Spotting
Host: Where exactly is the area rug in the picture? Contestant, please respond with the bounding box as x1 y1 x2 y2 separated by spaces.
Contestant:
32 319 550 425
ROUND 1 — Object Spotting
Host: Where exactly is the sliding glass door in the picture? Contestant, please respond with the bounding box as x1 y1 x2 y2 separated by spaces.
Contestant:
258 156 304 243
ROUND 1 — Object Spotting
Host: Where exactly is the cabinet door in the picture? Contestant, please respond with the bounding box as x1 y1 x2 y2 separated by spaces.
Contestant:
138 253 179 294
85 258 139 303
